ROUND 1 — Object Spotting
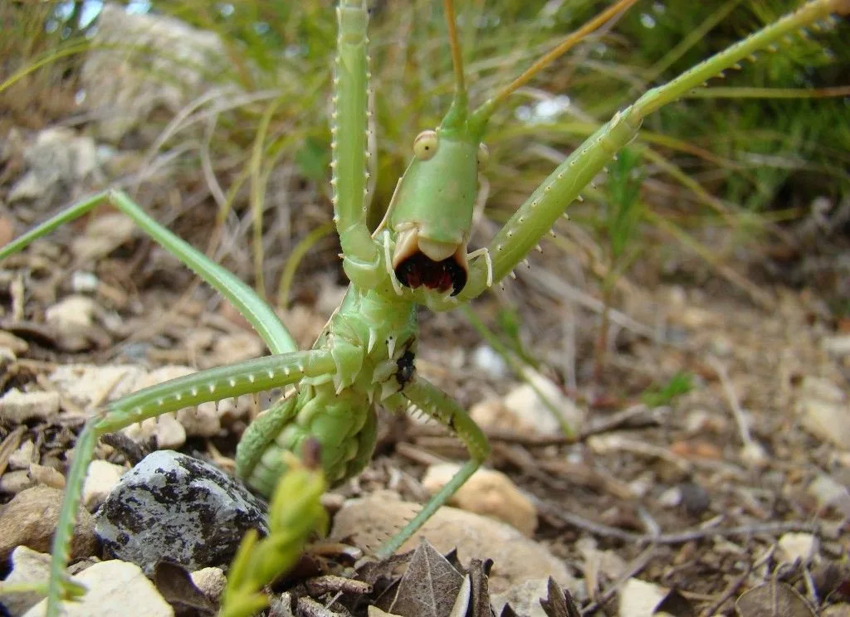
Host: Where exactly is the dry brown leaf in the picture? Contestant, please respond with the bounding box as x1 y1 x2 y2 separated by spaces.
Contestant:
539 577 580 617
152 561 216 614
736 581 815 617
389 539 463 617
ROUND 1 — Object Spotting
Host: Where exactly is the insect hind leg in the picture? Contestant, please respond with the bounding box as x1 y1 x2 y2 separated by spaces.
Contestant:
375 376 490 559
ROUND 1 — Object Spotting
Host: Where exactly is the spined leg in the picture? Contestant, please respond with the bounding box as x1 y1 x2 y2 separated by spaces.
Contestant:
333 0 380 270
458 0 848 300
375 376 490 559
0 189 297 354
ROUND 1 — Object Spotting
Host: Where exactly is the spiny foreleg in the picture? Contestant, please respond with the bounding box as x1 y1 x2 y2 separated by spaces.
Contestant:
375 377 490 559
459 0 849 300
44 349 336 616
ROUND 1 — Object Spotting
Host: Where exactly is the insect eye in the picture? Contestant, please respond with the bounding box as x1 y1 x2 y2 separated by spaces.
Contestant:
477 143 490 171
413 130 438 160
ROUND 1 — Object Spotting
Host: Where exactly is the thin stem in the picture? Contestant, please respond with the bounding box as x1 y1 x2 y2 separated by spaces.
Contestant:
443 0 465 97
472 0 639 126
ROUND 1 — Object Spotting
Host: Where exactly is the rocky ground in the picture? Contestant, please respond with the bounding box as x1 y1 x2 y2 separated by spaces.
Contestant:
1 5 849 617
0 195 848 616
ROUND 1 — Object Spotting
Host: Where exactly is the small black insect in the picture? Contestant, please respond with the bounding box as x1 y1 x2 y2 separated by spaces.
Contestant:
396 349 416 387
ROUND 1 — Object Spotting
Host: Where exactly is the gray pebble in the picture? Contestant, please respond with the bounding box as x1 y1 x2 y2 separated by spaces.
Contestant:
95 450 267 574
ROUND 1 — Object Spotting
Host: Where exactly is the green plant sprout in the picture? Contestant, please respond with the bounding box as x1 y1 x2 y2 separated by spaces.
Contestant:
220 442 327 617
641 371 695 407
0 1 847 615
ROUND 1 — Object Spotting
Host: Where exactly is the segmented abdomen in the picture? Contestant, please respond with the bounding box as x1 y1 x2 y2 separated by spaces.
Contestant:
239 383 377 497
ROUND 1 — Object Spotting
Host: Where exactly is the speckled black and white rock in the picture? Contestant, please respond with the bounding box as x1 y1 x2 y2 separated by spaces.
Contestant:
95 450 268 574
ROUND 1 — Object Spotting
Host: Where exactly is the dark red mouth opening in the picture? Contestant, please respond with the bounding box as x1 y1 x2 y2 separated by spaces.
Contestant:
394 253 467 296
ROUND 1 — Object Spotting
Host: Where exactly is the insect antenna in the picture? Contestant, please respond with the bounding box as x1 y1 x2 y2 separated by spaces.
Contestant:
444 0 465 99
471 0 639 130
441 0 470 128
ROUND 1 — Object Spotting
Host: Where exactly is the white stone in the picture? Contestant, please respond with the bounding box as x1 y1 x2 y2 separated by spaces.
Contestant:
657 486 682 508
48 364 145 409
0 547 51 615
422 463 537 536
28 464 65 489
8 128 100 206
740 441 769 468
81 5 228 144
800 376 846 404
472 345 508 379
0 469 35 494
72 271 100 294
131 365 221 439
777 532 818 563
70 213 137 262
0 390 60 423
822 335 850 357
500 371 583 437
618 578 666 617
45 295 98 330
122 413 186 450
9 440 36 470
24 560 173 617
331 495 573 594
798 398 850 450
177 403 221 438
808 474 850 517
82 460 126 511
190 567 226 602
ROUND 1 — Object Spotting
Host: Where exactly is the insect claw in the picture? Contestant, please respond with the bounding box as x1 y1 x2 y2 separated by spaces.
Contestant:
382 230 404 295
467 247 493 288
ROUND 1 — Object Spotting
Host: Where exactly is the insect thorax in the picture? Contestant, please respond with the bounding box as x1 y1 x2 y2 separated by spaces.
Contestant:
241 286 418 494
